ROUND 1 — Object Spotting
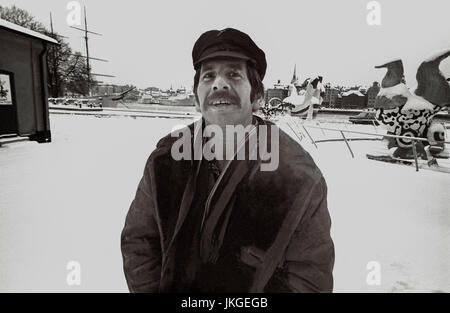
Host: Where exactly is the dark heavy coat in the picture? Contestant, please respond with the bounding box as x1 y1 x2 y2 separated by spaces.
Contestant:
121 116 334 292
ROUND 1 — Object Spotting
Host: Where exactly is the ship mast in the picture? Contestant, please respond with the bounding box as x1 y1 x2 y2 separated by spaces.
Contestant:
83 8 91 94
70 6 114 96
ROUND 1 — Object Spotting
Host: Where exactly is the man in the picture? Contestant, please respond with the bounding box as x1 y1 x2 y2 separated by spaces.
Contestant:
121 28 334 293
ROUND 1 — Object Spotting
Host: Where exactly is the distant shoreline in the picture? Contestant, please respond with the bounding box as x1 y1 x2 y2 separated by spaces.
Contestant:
120 102 197 113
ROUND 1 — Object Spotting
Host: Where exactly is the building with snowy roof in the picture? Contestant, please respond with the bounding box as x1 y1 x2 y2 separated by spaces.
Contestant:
0 18 58 143
323 84 340 108
340 89 367 109
367 81 381 108
264 80 289 103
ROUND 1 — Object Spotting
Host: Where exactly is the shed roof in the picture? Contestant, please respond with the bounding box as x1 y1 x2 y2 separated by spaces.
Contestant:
0 18 58 44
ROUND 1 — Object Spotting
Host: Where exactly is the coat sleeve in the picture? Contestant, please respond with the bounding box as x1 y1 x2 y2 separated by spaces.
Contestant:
265 176 335 293
121 156 162 293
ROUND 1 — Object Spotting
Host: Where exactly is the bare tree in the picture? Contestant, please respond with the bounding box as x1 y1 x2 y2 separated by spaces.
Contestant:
0 5 92 97
0 5 46 32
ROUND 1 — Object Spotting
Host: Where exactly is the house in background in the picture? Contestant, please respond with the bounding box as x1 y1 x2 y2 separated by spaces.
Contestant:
367 81 381 108
340 89 367 109
0 18 58 143
265 80 289 103
323 83 340 108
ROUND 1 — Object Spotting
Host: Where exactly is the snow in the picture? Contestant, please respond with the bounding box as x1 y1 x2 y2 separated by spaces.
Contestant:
283 84 305 105
279 117 450 292
0 113 449 292
0 18 58 44
378 83 435 111
342 90 365 97
378 83 410 99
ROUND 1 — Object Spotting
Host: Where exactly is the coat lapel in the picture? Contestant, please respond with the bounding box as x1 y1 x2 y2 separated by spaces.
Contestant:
162 119 203 264
199 124 263 263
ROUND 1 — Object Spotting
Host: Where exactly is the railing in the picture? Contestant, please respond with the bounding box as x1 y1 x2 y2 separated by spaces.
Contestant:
286 119 449 172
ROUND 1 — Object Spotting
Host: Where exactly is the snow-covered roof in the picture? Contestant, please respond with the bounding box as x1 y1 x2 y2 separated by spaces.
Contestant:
272 83 288 89
342 90 365 97
0 18 58 44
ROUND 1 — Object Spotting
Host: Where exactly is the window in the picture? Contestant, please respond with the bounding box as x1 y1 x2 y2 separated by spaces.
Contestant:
0 73 13 106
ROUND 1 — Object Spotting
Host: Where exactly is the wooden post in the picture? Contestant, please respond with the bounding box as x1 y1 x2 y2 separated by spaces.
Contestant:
411 140 419 172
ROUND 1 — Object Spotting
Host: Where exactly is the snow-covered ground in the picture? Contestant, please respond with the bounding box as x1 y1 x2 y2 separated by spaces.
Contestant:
0 114 448 292
279 116 450 293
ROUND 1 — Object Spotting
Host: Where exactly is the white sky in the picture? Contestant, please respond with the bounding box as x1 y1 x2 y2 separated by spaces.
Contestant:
3 0 450 90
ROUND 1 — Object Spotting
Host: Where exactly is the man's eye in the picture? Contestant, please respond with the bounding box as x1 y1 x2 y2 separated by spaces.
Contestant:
202 73 214 80
229 71 241 78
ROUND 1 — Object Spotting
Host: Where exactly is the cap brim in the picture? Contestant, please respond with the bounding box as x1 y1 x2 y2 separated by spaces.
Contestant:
195 50 252 67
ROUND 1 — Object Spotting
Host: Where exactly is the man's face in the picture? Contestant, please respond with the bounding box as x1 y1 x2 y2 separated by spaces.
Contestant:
196 58 258 127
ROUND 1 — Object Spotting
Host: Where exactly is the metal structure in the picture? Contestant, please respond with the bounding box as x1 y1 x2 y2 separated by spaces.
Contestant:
67 6 114 95
285 117 450 173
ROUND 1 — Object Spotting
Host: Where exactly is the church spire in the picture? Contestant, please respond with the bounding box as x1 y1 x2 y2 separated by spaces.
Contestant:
291 64 298 85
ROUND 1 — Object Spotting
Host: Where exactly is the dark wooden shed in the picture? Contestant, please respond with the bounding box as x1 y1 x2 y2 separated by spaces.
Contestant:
0 18 58 143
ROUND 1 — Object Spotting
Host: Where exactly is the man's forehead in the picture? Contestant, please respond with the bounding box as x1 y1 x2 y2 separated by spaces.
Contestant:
200 58 247 71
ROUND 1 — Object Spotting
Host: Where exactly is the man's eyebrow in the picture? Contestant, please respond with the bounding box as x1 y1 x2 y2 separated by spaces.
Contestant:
202 64 214 71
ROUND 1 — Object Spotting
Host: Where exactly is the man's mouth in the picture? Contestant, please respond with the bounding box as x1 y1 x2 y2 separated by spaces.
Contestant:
206 92 240 110
211 99 234 106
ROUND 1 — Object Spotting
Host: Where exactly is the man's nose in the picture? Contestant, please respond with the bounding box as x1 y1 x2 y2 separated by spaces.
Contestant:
212 75 230 91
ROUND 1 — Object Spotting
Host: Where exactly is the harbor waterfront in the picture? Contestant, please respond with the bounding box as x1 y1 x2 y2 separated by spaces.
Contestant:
48 102 450 124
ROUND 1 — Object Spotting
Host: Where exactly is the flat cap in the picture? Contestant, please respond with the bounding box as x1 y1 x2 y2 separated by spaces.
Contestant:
192 28 267 79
